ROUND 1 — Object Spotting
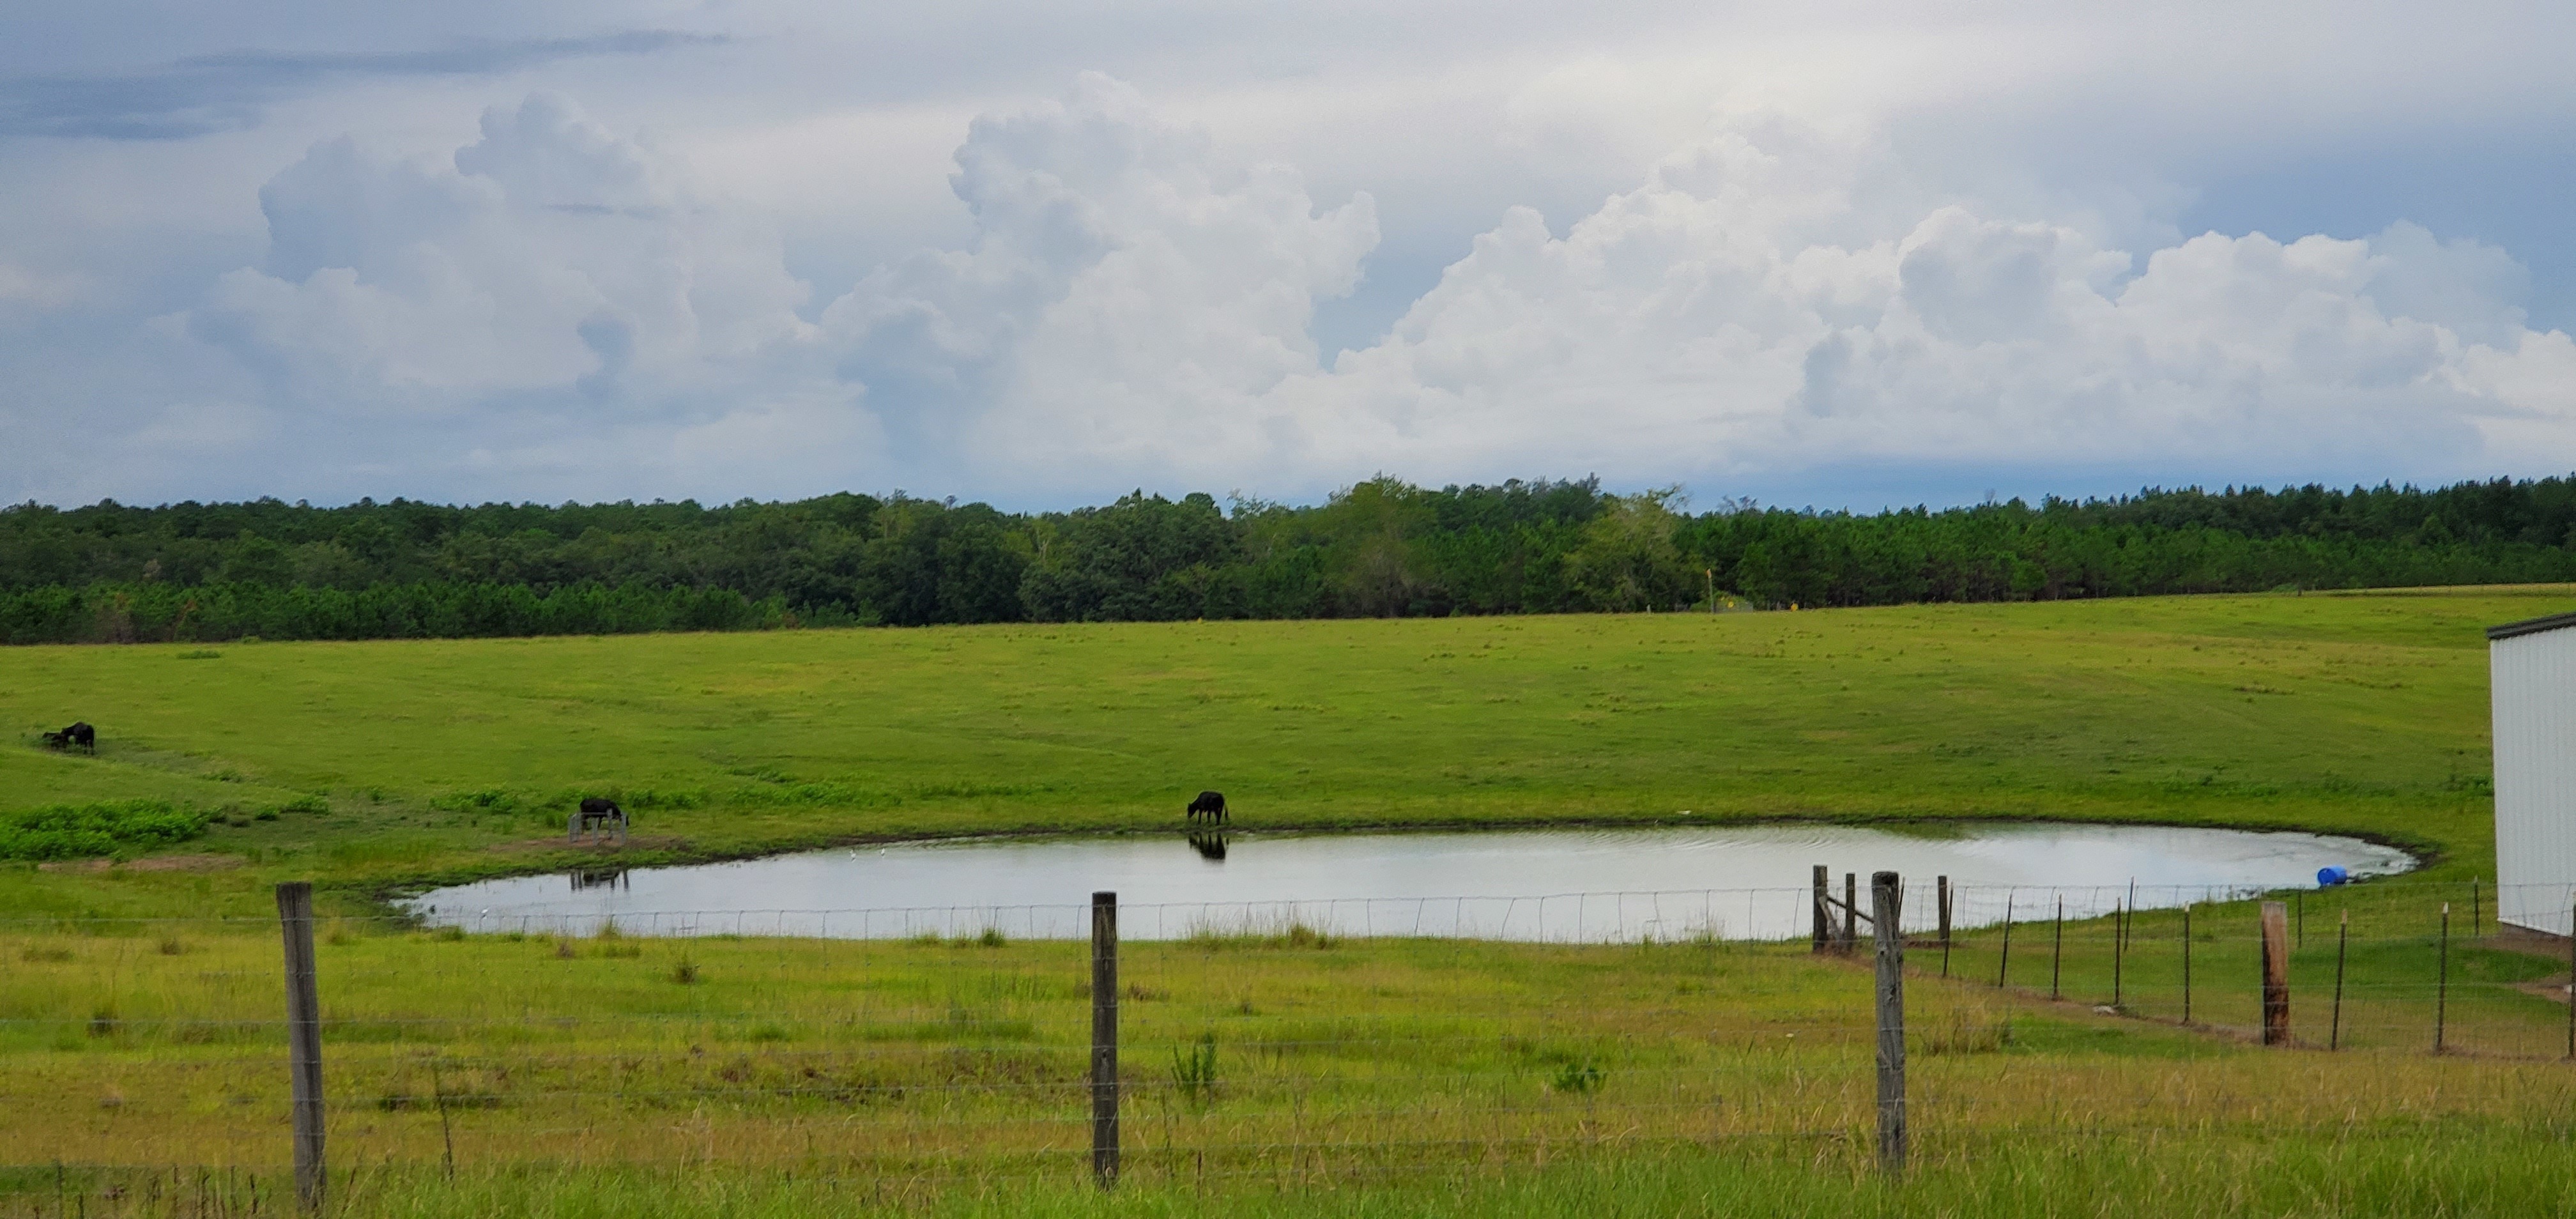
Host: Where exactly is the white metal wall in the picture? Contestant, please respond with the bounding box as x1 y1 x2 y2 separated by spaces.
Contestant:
2492 625 2576 936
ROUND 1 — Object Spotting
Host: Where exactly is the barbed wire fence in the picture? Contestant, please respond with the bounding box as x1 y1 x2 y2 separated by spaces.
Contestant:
4 873 2575 1214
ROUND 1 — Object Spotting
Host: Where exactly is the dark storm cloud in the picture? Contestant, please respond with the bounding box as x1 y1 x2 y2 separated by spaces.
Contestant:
0 30 728 139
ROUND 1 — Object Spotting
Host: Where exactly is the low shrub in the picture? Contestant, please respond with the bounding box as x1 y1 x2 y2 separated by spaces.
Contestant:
0 801 212 861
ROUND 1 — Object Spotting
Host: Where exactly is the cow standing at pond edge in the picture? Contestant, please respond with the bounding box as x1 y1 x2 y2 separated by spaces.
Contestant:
570 796 628 845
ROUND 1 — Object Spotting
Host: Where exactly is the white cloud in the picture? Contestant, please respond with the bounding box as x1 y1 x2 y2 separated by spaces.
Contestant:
187 93 821 415
815 92 2567 498
121 92 891 502
817 73 1379 482
10 67 2575 507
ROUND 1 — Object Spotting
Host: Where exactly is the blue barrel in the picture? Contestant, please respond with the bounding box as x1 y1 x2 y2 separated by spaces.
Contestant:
2317 866 2350 887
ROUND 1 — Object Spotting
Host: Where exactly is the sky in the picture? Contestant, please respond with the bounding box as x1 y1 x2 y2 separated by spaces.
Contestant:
2 1 2571 513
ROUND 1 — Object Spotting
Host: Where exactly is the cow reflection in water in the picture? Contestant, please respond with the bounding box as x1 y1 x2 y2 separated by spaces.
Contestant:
568 868 629 893
1186 831 1230 862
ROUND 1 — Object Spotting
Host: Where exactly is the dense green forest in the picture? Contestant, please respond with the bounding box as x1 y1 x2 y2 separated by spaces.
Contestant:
5 475 2576 643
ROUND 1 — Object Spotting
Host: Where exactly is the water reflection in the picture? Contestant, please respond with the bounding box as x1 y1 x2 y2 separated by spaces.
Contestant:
415 822 2418 943
1186 832 1230 862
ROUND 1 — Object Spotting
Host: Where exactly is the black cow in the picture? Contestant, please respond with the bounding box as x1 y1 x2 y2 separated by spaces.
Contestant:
1186 790 1227 825
44 722 96 753
570 796 628 844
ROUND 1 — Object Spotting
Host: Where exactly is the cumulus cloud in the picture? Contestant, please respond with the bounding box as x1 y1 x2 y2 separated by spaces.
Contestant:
201 92 816 396
820 73 1379 481
173 92 850 493
794 87 2572 497
35 76 2576 505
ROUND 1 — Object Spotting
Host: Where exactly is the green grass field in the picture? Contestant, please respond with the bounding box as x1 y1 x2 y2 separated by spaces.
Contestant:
0 585 2540 915
4 587 2572 1216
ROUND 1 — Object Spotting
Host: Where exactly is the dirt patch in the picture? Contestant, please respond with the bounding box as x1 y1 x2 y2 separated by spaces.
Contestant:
2483 926 2576 963
128 853 245 872
37 853 243 873
2513 976 2574 1006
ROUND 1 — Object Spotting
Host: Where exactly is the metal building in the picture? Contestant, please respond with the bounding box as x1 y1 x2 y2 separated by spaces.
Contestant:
2490 611 2576 937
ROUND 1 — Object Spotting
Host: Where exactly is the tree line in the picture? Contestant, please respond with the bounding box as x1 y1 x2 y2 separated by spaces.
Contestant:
5 475 2576 644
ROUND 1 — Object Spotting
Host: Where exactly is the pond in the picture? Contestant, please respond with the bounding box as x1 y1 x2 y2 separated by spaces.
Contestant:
407 821 2414 943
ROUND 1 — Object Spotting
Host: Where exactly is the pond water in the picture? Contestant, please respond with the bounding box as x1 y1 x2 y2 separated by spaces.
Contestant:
407 821 2414 943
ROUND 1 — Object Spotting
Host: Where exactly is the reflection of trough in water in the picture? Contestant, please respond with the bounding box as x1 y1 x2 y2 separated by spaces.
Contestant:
569 868 629 893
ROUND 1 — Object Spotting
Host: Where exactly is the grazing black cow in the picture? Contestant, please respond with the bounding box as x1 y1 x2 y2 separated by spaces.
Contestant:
43 722 96 753
1186 790 1227 825
569 796 628 845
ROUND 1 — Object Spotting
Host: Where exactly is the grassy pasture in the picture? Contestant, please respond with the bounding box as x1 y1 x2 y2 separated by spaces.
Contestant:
11 916 2576 1218
3 586 2572 1215
0 585 2544 916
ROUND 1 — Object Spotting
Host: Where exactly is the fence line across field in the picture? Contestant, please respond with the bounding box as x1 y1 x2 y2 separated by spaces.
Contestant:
6 872 2563 938
16 876 2576 1215
203 880 1954 1203
184 878 1973 1198
16 871 2576 1211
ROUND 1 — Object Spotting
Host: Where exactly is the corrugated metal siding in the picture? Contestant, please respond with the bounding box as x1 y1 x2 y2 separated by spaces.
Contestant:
2493 627 2576 936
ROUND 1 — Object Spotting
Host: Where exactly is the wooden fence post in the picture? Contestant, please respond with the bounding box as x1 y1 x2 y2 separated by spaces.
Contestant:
2181 904 2193 1025
1997 894 2014 988
1938 879 1953 979
2260 901 2290 1046
1843 873 1859 951
1091 891 1120 1188
1871 871 1906 1173
2435 902 2450 1054
275 882 325 1214
1812 866 1830 955
2332 910 2349 1051
2050 895 2064 1002
2566 898 2575 1061
2112 900 2125 1009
